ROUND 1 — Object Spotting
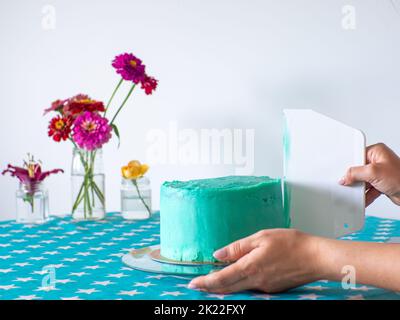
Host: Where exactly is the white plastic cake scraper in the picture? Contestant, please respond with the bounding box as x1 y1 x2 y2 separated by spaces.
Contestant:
283 109 366 238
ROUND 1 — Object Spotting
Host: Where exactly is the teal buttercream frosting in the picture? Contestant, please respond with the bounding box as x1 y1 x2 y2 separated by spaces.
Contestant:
160 176 289 262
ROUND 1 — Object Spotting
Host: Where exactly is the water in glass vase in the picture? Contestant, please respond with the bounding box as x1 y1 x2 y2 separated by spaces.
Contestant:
71 172 105 220
16 183 49 224
71 148 106 221
121 177 152 220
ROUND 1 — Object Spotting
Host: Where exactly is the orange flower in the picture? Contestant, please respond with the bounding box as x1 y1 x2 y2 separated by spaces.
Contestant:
121 160 149 180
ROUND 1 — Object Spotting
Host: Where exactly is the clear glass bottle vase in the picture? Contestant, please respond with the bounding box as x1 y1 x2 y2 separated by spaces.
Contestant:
71 147 105 220
16 181 49 224
121 176 152 220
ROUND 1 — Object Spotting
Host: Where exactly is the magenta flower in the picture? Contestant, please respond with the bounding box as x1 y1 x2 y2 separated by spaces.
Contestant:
72 111 112 151
112 53 146 84
2 156 64 211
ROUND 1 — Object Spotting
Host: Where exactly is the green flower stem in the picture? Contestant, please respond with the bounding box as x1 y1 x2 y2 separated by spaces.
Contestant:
104 78 123 117
109 84 136 126
71 148 105 219
132 179 151 216
23 195 34 213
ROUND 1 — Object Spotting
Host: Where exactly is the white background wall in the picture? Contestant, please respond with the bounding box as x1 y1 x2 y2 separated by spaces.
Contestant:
1 0 400 221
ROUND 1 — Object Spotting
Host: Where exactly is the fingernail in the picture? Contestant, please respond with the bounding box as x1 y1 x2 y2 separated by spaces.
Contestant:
213 248 227 260
188 282 197 289
339 177 346 185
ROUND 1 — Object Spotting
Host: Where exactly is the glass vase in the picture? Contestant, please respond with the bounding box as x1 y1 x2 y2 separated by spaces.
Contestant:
71 147 105 220
16 182 49 224
121 176 152 220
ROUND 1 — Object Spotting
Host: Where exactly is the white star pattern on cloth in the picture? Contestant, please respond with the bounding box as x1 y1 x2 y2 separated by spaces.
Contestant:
142 238 157 242
75 252 93 256
53 236 67 239
303 285 326 291
14 277 35 282
351 285 372 292
97 259 114 264
56 279 75 284
84 265 101 270
40 240 55 244
13 262 31 267
0 284 19 290
60 296 82 300
36 286 59 292
11 250 28 254
26 245 42 249
63 258 79 262
107 273 128 278
89 247 105 251
112 237 128 241
101 242 117 246
160 291 186 297
58 246 73 250
76 288 99 295
69 272 88 277
43 251 60 255
206 294 232 300
0 255 12 260
118 290 144 296
0 268 15 273
29 257 46 261
32 270 48 275
71 241 86 245
134 282 155 287
25 235 39 238
298 294 323 300
16 295 41 300
92 281 115 286
0 244 11 248
252 294 278 300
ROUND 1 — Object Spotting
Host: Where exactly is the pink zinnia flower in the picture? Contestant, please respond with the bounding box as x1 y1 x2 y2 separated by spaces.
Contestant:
112 53 146 84
72 112 112 151
140 75 158 95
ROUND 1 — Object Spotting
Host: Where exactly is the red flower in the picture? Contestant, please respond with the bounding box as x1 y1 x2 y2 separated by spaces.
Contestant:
140 75 158 95
48 116 72 142
63 95 105 118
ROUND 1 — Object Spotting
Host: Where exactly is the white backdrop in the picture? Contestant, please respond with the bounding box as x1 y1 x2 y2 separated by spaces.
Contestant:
1 0 400 221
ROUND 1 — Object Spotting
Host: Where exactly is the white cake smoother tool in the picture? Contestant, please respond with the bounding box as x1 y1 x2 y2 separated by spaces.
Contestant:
283 109 366 238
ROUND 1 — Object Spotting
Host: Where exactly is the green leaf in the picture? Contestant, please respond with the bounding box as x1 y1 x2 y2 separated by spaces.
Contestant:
111 124 121 148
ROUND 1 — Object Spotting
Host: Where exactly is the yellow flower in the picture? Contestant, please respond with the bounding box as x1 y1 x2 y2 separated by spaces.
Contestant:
121 160 149 180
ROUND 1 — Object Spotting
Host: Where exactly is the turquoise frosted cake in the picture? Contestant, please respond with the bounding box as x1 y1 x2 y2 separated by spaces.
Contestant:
160 176 289 262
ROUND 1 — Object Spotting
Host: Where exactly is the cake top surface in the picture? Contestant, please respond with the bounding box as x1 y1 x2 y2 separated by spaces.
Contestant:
162 175 279 192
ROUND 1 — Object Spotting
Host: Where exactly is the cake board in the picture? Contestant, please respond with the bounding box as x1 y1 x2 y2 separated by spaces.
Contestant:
122 245 226 276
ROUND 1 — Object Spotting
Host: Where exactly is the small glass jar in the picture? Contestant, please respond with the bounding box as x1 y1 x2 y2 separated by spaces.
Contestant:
71 147 106 221
16 182 49 224
121 176 152 220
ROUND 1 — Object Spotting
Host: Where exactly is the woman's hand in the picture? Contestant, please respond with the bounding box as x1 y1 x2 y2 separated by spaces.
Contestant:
188 229 323 293
340 143 400 206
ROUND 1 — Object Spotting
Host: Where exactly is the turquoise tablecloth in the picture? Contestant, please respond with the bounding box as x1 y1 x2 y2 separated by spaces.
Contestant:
0 212 399 300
